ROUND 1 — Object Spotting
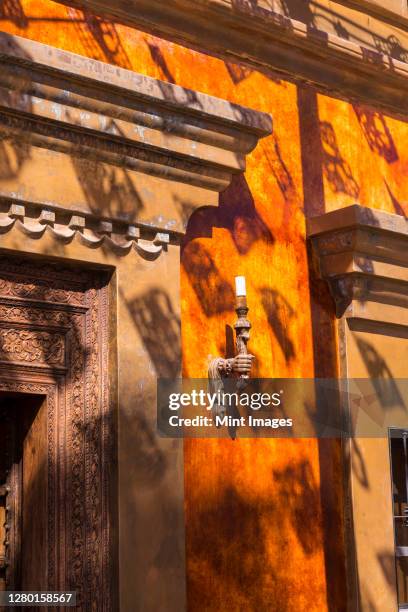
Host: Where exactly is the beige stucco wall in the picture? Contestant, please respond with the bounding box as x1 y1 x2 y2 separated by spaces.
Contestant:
0 226 186 611
341 317 407 610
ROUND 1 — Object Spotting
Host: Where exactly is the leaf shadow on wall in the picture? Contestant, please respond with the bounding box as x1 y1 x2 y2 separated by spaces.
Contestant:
320 121 360 199
356 550 397 612
145 39 268 127
0 135 30 181
125 287 181 379
262 134 298 206
147 41 176 83
183 174 274 255
372 33 408 63
67 7 133 68
0 35 32 181
182 175 274 317
273 459 322 556
224 61 256 85
145 39 205 109
187 459 325 610
384 179 406 217
0 0 27 28
353 106 398 164
377 551 398 589
182 242 236 317
280 0 316 28
224 60 282 86
186 485 280 611
260 288 296 363
356 336 406 412
350 438 370 489
121 410 167 488
116 407 185 602
71 153 144 223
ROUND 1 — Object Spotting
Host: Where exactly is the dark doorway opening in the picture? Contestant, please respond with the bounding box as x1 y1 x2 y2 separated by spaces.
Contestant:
0 392 46 595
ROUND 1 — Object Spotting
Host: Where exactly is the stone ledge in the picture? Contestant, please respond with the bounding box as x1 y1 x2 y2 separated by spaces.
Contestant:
0 32 272 234
308 205 408 320
332 0 408 31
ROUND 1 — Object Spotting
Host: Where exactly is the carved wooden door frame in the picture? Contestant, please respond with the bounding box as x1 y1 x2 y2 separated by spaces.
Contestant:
0 255 116 610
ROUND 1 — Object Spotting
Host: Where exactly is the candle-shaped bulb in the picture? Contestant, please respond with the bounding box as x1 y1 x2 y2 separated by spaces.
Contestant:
235 276 246 297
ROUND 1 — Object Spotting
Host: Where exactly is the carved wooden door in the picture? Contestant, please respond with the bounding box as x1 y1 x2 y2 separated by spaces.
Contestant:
0 257 116 610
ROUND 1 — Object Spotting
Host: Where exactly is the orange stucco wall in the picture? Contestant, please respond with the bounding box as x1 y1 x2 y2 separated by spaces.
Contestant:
1 2 408 610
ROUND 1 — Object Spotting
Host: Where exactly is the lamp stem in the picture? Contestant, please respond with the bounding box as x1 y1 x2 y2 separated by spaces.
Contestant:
234 295 251 380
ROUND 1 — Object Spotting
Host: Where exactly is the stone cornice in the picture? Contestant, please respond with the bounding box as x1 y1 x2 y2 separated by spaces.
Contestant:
334 0 408 31
0 32 271 234
307 205 408 324
59 0 408 120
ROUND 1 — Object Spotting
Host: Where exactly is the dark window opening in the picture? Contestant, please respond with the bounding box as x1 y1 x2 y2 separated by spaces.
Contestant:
390 428 408 610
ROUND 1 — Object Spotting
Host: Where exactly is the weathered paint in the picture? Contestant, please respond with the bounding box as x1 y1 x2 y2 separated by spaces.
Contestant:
1 2 407 609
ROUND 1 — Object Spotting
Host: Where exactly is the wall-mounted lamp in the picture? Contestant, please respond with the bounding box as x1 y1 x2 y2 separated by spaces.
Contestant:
208 276 254 418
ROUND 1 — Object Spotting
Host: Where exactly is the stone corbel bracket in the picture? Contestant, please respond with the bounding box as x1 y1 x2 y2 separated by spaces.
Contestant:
0 32 272 237
307 205 408 327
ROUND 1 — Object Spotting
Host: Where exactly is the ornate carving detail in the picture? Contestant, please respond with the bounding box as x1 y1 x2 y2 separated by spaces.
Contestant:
0 305 72 327
0 256 96 286
67 315 86 600
0 275 85 306
0 381 52 395
0 257 114 610
85 288 103 598
46 384 58 591
0 328 65 365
